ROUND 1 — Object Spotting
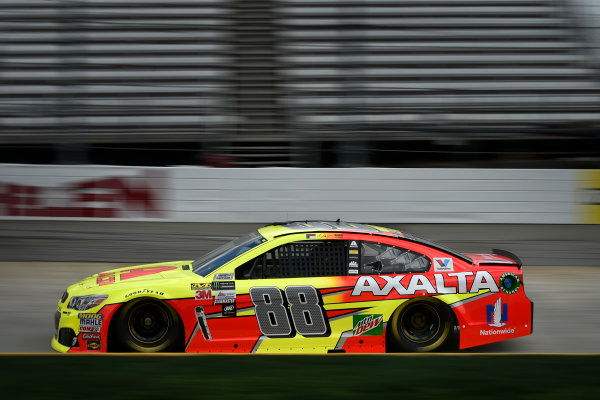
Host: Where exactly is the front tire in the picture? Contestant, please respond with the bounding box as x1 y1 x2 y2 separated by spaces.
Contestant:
388 299 453 352
116 299 182 352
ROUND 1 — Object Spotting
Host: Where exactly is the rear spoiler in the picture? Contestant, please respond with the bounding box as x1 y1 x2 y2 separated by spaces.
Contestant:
491 249 522 269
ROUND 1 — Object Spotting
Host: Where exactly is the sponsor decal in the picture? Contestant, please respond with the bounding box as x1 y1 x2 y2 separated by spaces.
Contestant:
195 289 212 300
212 281 235 290
350 241 358 248
351 271 499 296
124 288 164 299
97 272 115 286
306 234 316 239
79 313 103 333
213 281 236 302
349 261 358 269
349 249 359 255
499 272 520 294
433 258 454 272
214 298 236 304
87 340 101 351
120 266 176 281
97 266 176 286
222 303 236 316
214 273 234 281
82 333 100 340
215 290 236 299
349 269 359 275
353 315 384 336
486 298 507 327
191 282 211 290
480 328 515 336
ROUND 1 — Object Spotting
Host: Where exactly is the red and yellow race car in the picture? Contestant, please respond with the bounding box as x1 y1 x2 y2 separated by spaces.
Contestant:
52 221 533 353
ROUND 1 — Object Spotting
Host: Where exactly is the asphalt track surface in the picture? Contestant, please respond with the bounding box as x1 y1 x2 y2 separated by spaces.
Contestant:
1 221 599 353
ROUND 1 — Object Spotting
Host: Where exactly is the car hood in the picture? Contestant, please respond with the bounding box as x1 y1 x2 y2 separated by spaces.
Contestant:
72 260 194 290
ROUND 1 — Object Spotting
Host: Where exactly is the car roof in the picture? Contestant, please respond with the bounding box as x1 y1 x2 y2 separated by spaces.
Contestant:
258 221 403 241
257 221 473 265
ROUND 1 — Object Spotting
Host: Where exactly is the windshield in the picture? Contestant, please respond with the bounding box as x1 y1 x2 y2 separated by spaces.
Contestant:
192 231 266 276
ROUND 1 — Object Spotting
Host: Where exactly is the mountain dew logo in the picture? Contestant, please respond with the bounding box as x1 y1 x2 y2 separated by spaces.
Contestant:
353 314 384 336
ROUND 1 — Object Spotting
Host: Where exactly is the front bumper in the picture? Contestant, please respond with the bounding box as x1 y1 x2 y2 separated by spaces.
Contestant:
51 335 71 353
51 303 120 353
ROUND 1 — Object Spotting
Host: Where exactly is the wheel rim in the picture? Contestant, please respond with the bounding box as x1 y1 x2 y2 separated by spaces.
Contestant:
128 302 170 344
400 303 441 344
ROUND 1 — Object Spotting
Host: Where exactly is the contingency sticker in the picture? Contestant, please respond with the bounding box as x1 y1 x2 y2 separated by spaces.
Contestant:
348 241 360 275
213 281 236 304
214 273 234 281
195 289 212 300
433 258 454 272
87 340 101 351
79 313 103 333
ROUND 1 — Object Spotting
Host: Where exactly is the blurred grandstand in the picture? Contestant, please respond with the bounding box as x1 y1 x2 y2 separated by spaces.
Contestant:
0 0 599 167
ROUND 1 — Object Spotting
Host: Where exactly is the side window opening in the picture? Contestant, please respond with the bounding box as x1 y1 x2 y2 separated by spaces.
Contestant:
361 242 430 274
235 241 348 279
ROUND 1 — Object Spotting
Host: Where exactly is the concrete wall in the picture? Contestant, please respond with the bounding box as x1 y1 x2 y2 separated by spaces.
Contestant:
1 164 594 224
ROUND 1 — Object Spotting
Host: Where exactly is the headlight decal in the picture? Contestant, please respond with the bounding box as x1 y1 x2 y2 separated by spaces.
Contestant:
67 294 108 311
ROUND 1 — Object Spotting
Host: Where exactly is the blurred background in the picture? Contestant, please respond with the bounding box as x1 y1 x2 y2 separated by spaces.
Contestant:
1 0 599 168
1 0 600 354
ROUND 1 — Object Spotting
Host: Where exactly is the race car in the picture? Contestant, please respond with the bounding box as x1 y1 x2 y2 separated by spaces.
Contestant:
52 221 533 353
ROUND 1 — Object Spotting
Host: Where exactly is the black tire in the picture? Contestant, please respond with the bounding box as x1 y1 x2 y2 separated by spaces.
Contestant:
388 299 453 352
116 299 182 352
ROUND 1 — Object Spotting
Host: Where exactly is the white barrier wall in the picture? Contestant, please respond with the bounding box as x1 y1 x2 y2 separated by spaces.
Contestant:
1 165 591 224
172 167 577 223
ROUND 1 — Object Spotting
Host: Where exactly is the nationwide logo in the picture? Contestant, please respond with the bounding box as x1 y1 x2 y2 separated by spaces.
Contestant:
486 298 507 327
480 328 515 336
433 258 454 272
353 314 384 336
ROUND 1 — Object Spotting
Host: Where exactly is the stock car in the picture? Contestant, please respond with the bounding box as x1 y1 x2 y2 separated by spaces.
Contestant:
52 221 533 353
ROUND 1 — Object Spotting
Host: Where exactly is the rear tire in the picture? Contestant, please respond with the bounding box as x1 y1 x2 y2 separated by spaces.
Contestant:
388 299 452 352
116 299 182 352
